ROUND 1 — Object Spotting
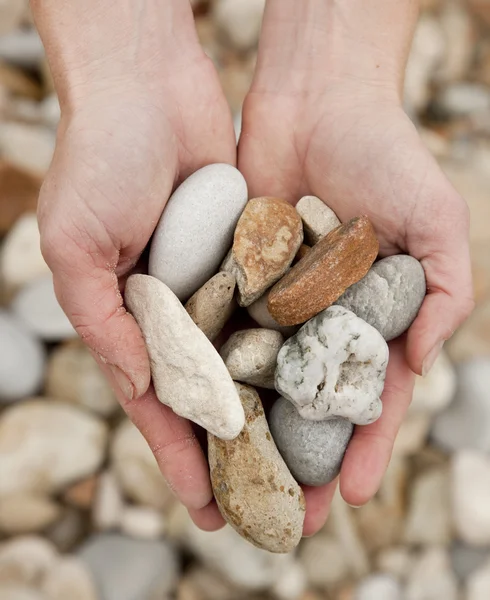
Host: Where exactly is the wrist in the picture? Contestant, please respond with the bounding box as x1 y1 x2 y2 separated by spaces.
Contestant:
252 0 419 99
31 0 203 110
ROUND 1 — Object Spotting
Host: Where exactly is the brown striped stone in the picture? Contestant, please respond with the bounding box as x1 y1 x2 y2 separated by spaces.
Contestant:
294 243 311 264
221 197 303 307
268 216 379 326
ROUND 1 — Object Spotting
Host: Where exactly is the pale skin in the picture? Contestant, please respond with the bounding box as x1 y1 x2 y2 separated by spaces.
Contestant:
31 0 474 535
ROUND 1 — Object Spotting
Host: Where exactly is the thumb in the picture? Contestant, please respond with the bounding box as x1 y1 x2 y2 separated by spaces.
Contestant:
406 190 474 376
39 204 150 402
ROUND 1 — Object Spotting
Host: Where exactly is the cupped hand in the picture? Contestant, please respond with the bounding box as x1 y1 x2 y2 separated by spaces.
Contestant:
239 81 474 535
37 40 236 532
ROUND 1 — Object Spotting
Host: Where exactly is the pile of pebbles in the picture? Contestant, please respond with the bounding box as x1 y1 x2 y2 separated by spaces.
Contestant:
1 0 490 599
125 163 427 554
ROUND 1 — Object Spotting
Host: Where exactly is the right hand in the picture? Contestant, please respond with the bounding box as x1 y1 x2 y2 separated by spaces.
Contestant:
37 23 236 531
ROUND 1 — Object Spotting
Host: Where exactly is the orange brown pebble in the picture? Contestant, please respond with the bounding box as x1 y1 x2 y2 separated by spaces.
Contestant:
221 196 303 307
268 215 379 326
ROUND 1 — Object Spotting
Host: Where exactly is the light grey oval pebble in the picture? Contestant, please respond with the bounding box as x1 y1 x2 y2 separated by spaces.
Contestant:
0 310 45 402
149 164 248 301
269 397 353 486
336 255 426 341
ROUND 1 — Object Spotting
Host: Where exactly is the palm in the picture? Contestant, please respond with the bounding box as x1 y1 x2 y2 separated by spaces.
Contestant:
239 89 472 525
39 53 237 532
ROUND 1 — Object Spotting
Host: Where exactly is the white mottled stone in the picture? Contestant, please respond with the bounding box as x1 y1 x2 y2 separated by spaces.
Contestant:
92 471 125 531
432 358 490 452
435 83 490 117
410 351 456 414
405 547 458 600
452 450 490 546
110 419 174 511
275 306 389 425
220 328 283 389
355 574 403 600
149 164 247 301
247 293 298 337
42 557 97 600
214 0 265 52
0 213 50 291
125 275 244 440
0 494 61 534
120 506 166 540
0 310 45 403
0 400 107 497
295 196 340 245
11 275 76 341
376 547 414 580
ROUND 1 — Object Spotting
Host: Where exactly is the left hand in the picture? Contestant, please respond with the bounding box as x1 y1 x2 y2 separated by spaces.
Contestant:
239 76 474 537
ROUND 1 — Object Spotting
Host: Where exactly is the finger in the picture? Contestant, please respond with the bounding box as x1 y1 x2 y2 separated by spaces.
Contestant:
406 191 474 376
339 337 414 507
40 208 150 401
302 480 337 537
188 501 226 532
112 381 213 511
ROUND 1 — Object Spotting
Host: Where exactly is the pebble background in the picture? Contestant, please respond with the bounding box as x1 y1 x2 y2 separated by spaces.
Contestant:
0 0 490 599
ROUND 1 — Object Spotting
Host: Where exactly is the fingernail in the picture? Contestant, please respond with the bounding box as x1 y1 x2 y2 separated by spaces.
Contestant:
347 504 361 509
422 340 445 377
109 364 134 400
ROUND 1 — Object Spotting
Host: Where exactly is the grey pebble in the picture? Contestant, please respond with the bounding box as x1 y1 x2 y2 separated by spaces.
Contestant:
336 255 426 341
269 397 353 486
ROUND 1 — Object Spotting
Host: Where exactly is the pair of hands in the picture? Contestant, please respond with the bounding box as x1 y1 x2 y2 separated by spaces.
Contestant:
36 4 473 536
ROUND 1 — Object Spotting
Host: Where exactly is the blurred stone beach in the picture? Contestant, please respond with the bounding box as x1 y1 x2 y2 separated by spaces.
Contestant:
1 0 490 598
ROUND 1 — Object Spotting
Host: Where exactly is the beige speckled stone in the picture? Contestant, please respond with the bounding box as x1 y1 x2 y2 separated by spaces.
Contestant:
125 275 244 440
222 197 303 307
208 383 305 554
295 196 340 245
185 272 236 341
220 328 284 389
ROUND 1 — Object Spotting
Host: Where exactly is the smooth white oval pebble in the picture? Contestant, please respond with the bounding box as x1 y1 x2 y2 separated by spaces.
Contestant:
149 164 248 301
0 310 45 402
11 275 76 341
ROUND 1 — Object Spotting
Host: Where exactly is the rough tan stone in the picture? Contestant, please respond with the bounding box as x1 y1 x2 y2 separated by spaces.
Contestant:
208 383 305 553
268 216 378 326
185 272 236 341
222 197 303 307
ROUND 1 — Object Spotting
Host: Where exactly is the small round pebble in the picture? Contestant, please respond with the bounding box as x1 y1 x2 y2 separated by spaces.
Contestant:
269 397 354 486
0 310 45 402
336 255 426 341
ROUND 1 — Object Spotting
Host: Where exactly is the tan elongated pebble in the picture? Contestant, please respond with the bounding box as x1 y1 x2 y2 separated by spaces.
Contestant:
125 275 244 440
222 197 303 307
220 329 284 389
185 272 236 341
208 383 305 553
295 196 341 245
268 216 379 326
